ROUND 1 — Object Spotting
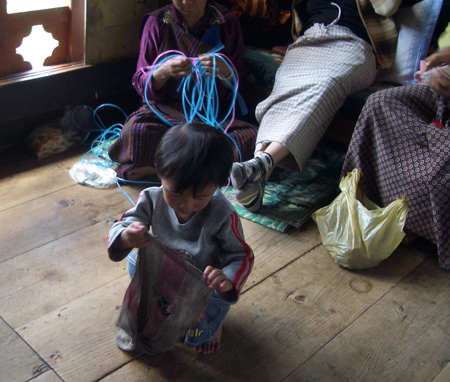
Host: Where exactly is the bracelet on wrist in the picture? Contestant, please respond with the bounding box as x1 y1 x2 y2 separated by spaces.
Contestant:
219 72 234 82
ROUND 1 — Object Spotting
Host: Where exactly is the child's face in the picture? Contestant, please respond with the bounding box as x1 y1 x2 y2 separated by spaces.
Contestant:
161 178 217 223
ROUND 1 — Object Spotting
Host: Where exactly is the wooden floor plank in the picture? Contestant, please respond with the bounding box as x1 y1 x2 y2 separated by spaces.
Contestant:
285 257 450 382
433 363 450 382
0 184 131 262
0 147 86 211
16 276 135 382
0 316 50 382
241 219 322 290
103 245 426 382
179 246 426 382
0 220 125 328
99 348 241 382
17 241 423 382
3 148 448 382
32 370 64 382
8 220 320 381
0 196 317 330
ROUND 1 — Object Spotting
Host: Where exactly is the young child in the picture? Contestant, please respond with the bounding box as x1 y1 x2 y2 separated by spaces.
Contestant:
108 122 254 354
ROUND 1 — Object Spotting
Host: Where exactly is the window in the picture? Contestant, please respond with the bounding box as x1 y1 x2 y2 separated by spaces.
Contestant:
0 0 85 79
7 0 71 14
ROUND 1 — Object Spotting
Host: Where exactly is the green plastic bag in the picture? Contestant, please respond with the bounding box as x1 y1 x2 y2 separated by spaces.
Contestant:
312 169 409 269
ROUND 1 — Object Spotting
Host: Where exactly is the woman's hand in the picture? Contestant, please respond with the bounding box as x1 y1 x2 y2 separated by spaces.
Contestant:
161 57 193 78
197 54 232 80
425 46 450 70
414 47 450 98
428 66 450 99
152 57 193 90
203 266 233 293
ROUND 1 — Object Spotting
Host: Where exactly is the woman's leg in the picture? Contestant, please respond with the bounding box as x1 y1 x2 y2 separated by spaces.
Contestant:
108 104 170 181
125 166 157 181
231 141 290 212
231 25 376 212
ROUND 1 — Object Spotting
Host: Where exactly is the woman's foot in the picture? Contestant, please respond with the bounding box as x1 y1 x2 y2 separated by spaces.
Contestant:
125 166 157 181
195 324 223 355
234 178 266 212
230 152 274 190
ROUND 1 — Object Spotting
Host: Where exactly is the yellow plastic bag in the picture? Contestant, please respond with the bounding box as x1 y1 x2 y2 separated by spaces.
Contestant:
312 169 409 269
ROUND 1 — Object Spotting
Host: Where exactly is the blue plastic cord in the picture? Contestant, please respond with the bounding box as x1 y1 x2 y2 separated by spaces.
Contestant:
74 47 247 205
143 47 243 161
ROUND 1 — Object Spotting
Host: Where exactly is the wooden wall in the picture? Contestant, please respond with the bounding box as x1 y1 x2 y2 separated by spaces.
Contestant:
0 0 162 156
85 0 160 65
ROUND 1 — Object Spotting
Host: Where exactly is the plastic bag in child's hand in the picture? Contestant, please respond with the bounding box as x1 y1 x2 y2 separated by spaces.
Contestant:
116 236 213 354
312 168 409 270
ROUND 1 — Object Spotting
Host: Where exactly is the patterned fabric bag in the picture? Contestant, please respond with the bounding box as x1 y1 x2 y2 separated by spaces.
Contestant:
116 237 213 354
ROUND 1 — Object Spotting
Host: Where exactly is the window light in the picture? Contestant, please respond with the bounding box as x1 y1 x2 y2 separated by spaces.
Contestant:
16 25 60 69
6 0 71 14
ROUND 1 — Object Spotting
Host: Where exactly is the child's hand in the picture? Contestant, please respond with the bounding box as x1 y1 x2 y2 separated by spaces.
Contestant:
120 222 151 249
203 266 233 293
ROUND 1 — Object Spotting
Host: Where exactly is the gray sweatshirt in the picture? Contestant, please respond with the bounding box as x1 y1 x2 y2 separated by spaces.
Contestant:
108 187 254 302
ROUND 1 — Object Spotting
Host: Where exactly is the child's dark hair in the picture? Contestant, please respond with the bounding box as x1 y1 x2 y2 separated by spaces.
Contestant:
154 123 234 196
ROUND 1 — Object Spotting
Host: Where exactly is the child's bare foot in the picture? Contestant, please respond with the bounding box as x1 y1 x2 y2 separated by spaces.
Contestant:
195 323 223 354
125 166 157 181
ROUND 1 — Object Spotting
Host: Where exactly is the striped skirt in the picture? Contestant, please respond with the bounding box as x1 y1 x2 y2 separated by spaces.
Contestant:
109 100 258 179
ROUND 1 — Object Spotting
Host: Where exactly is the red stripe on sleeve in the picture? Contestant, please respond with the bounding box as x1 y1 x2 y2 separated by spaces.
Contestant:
230 212 254 293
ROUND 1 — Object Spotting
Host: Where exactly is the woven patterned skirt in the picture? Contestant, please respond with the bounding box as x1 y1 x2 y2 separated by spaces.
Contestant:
108 100 258 179
342 84 450 269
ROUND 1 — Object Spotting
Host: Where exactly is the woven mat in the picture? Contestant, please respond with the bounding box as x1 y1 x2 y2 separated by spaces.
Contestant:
222 144 346 232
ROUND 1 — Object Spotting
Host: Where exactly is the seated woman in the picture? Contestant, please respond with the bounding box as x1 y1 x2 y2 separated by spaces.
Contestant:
229 0 420 212
109 0 257 181
341 37 450 270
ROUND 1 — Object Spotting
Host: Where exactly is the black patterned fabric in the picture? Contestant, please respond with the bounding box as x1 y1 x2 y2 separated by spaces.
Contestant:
342 84 450 269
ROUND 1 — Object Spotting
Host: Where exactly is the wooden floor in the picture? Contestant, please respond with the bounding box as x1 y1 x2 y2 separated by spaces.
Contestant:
1 147 450 382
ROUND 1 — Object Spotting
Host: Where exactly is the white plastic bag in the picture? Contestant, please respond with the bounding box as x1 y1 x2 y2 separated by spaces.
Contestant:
69 161 117 189
312 169 409 269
